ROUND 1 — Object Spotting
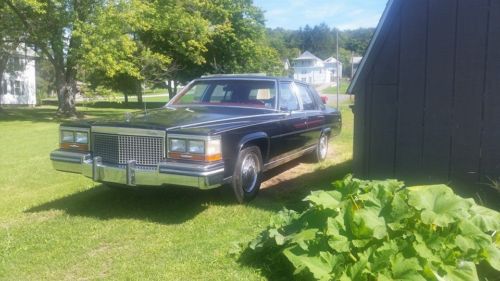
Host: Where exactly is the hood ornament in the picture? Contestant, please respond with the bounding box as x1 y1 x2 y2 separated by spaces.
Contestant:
124 112 132 122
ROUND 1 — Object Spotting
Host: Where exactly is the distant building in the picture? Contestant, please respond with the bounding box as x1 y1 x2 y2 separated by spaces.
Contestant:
292 51 342 85
0 45 36 106
324 57 343 80
351 56 363 78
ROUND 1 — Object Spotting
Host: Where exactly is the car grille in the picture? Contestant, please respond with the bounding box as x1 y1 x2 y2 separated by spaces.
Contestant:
92 133 165 166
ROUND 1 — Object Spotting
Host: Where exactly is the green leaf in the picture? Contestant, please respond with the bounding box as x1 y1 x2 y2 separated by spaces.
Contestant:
305 190 342 210
408 185 470 227
413 242 440 263
390 254 426 281
468 205 500 233
349 208 387 239
484 245 500 271
290 228 319 251
442 261 479 281
283 246 332 280
269 229 286 246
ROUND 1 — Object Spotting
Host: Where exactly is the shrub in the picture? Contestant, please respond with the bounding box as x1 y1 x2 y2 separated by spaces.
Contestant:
243 176 500 280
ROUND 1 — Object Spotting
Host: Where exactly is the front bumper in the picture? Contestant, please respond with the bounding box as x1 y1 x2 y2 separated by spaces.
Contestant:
50 150 226 189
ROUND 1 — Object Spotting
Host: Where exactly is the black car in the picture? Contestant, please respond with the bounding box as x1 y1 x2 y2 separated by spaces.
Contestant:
50 75 342 202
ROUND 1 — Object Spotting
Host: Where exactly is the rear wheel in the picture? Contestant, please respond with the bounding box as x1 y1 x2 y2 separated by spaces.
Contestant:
231 146 263 203
312 133 329 162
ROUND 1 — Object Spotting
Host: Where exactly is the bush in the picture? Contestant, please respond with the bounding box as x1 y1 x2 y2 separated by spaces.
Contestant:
242 176 500 281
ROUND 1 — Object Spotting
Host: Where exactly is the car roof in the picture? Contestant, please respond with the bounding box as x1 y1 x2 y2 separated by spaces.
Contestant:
196 74 299 83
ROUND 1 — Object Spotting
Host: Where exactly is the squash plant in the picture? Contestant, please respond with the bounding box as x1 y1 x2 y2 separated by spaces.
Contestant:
245 176 500 280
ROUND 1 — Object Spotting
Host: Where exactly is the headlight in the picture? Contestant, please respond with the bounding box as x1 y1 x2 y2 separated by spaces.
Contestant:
188 140 205 154
170 139 187 152
168 135 221 162
59 127 90 151
75 132 88 144
61 131 75 143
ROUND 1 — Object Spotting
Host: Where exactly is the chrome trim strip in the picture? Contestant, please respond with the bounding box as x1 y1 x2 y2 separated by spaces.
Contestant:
60 126 90 132
167 134 220 141
264 146 316 171
167 113 286 131
158 168 225 177
91 126 166 137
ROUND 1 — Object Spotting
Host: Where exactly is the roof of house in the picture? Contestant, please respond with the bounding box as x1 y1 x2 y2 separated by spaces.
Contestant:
347 0 394 94
294 51 322 61
351 56 363 64
324 57 342 64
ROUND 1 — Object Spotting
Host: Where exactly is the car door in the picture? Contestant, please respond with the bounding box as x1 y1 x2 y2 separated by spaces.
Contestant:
268 82 308 162
295 83 325 147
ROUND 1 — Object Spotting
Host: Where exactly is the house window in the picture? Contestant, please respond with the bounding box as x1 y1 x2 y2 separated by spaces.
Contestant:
14 81 23 95
1 79 7 95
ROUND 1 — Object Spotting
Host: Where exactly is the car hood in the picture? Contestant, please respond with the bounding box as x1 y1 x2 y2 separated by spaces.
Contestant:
86 105 284 134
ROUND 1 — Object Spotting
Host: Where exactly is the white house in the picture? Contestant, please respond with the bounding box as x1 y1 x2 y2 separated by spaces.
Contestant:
0 45 36 106
324 56 343 80
292 51 342 85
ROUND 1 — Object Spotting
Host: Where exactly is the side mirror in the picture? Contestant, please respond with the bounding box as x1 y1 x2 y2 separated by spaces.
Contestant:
320 96 328 104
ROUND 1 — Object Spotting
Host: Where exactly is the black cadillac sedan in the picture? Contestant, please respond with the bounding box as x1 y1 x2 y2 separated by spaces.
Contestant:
50 75 342 203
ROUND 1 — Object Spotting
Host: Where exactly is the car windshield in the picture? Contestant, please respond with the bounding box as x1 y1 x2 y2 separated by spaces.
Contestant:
170 79 277 109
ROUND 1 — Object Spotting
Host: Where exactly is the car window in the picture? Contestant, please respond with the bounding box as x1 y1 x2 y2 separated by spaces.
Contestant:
308 86 326 109
175 83 209 104
296 84 318 110
172 80 276 109
279 82 300 111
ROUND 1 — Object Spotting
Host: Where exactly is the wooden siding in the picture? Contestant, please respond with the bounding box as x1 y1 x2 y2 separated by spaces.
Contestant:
354 0 500 185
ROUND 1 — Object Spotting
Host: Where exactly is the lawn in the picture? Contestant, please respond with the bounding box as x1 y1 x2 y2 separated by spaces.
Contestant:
322 78 351 95
0 101 353 280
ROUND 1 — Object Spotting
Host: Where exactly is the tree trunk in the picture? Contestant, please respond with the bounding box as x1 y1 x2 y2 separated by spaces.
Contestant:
167 80 178 99
124 93 128 104
55 66 77 117
137 81 143 104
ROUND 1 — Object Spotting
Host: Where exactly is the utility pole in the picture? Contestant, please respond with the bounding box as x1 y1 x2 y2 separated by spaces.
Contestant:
336 30 340 110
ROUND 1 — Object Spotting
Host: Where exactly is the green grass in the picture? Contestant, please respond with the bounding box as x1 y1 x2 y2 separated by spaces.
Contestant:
0 102 353 280
321 78 351 95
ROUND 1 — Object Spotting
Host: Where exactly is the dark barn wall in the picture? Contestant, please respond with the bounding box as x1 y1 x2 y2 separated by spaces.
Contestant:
353 0 500 185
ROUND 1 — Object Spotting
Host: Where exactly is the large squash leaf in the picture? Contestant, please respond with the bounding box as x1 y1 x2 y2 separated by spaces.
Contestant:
407 185 470 227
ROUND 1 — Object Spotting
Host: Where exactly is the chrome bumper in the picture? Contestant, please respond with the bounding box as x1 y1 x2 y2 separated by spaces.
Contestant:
50 150 226 189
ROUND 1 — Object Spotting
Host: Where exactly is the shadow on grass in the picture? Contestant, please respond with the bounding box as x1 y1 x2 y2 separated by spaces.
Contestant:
26 159 352 226
27 184 237 225
0 107 63 123
0 101 166 123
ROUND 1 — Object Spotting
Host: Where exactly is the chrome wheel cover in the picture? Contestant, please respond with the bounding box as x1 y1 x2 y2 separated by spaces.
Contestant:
241 153 259 193
319 135 328 159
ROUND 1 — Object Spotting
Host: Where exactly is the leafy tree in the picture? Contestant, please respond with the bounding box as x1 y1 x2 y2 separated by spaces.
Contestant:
142 0 283 99
4 0 155 115
0 1 25 101
77 0 168 104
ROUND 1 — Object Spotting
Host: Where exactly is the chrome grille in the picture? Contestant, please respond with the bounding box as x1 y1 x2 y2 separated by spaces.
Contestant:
93 133 164 166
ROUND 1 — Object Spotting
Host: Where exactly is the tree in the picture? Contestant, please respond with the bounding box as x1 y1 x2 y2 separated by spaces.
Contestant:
141 0 283 99
4 0 155 115
77 0 168 104
0 1 24 101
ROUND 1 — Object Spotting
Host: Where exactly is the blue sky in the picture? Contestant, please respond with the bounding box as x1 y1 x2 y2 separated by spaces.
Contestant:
252 0 388 30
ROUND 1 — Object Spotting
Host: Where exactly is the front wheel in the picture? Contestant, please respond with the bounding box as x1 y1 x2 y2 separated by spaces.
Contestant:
312 133 329 162
231 146 263 203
